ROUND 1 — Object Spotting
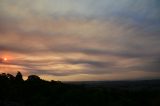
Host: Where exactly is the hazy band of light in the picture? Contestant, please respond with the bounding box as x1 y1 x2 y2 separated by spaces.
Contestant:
0 0 160 81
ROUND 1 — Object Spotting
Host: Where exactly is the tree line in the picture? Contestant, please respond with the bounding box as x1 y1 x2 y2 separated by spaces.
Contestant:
0 72 159 106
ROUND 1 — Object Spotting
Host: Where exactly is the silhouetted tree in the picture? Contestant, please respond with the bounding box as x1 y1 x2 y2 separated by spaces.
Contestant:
15 71 23 82
7 74 15 80
27 75 41 81
0 73 8 81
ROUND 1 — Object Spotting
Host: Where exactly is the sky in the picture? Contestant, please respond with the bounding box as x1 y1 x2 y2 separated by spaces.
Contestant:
0 0 160 81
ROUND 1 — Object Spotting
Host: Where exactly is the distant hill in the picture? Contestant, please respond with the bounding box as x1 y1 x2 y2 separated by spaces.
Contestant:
0 72 160 106
66 79 160 88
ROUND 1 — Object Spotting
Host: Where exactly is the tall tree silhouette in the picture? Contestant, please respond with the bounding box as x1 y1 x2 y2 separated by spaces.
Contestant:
15 71 23 82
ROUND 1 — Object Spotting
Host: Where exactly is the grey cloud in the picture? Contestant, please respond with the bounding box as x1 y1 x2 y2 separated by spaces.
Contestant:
130 58 160 72
0 0 160 80
65 59 115 68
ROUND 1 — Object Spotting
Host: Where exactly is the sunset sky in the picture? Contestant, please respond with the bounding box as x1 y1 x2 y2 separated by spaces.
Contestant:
0 0 160 81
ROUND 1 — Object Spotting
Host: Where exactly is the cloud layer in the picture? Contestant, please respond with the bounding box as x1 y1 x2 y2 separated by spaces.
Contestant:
0 0 160 81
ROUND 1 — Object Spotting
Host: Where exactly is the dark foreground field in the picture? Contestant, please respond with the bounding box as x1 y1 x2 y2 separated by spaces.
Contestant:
0 72 160 106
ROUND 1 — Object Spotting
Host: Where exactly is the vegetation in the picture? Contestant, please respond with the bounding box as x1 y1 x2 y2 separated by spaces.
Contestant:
0 72 159 106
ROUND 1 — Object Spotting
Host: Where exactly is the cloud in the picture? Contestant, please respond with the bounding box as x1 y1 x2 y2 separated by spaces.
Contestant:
0 0 159 80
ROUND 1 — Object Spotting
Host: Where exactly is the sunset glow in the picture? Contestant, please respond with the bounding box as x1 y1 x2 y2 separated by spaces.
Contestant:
0 0 160 81
4 58 7 61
